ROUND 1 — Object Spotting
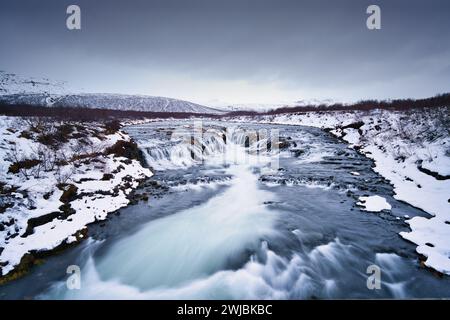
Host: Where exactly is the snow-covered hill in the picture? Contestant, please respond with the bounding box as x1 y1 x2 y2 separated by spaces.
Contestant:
0 71 68 96
0 71 223 114
0 93 224 114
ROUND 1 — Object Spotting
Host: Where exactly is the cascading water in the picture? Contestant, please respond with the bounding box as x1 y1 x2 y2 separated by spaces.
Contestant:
7 121 447 300
138 125 279 171
43 124 287 299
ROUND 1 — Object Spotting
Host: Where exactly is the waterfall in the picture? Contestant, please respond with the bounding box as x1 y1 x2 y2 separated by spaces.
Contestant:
136 126 279 171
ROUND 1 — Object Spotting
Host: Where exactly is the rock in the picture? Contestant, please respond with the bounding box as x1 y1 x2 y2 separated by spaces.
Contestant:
43 191 52 200
342 121 364 130
244 137 250 148
292 149 306 157
105 140 147 166
59 184 78 203
278 141 290 149
101 173 114 181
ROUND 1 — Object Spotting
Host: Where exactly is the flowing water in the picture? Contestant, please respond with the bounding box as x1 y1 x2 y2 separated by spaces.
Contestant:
1 120 449 299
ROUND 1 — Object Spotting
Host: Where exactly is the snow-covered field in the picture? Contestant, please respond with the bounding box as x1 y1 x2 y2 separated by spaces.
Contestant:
229 107 450 275
0 116 152 278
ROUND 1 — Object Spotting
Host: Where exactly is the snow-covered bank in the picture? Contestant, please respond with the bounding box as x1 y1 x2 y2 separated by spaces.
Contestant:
0 116 152 278
231 107 450 275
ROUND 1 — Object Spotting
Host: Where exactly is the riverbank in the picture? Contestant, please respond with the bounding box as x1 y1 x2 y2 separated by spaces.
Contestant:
228 106 450 275
0 116 152 281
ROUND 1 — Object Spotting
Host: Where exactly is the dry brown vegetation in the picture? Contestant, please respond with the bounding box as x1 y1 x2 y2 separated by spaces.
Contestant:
1 93 449 120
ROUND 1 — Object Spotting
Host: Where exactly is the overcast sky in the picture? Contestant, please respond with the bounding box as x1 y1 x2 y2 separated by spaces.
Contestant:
1 0 449 106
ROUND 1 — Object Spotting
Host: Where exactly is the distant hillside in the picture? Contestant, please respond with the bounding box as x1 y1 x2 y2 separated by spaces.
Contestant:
0 71 223 114
0 70 68 95
0 93 223 114
223 93 450 116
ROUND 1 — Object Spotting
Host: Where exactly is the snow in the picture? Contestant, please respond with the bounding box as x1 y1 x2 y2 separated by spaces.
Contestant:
400 216 450 274
232 106 450 275
212 99 336 112
421 147 450 176
0 71 222 114
0 116 152 276
0 92 223 114
341 128 360 146
357 195 392 212
0 70 70 97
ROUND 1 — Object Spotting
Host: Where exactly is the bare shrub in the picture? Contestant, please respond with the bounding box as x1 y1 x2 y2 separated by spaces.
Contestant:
54 165 76 185
7 145 35 179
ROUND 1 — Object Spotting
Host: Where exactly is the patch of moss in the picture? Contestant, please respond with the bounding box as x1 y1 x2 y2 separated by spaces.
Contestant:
0 254 43 285
0 228 88 285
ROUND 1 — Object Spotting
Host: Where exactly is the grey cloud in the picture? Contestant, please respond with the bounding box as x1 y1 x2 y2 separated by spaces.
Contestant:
1 0 449 103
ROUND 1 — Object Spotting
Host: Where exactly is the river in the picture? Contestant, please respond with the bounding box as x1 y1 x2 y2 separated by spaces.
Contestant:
1 120 449 299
